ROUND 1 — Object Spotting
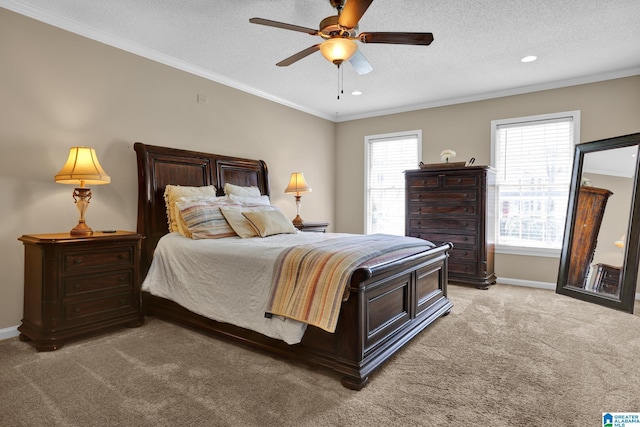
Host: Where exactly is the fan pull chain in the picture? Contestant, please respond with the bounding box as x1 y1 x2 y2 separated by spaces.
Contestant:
337 64 344 100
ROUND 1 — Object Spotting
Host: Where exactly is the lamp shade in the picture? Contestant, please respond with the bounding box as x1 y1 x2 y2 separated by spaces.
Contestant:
55 147 111 187
285 172 312 195
319 38 357 64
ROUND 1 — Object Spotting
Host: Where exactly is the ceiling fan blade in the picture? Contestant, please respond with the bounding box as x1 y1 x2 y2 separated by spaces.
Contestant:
349 49 373 75
276 44 321 67
338 0 374 29
249 18 319 35
359 32 434 45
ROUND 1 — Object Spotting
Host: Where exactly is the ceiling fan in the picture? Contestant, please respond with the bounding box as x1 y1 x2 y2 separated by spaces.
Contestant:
249 0 434 75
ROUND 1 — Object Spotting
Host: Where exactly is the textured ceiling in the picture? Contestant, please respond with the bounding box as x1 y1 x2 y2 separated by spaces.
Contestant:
4 0 640 122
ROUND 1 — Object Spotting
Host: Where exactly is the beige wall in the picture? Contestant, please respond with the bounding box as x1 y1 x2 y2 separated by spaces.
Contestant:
0 9 335 329
336 76 640 284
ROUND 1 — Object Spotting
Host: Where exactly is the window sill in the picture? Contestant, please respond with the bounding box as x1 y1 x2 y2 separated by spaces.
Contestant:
495 245 561 258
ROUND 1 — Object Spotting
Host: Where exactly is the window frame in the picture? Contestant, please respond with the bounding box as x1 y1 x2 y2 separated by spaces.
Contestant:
491 110 581 257
364 130 422 235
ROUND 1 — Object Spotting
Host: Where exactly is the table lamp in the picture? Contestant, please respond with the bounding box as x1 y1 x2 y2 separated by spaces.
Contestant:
55 146 111 236
284 172 312 226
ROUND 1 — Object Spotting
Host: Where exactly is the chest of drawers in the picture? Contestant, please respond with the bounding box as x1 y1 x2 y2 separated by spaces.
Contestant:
405 166 496 288
18 231 144 351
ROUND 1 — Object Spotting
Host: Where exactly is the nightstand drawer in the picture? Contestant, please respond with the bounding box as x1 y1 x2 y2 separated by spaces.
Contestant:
64 293 133 322
63 247 133 274
63 271 133 297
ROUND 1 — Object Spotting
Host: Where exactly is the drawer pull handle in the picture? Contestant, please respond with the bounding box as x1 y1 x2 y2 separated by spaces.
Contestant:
463 237 468 241
118 276 127 283
119 299 126 305
74 308 81 314
74 258 83 265
118 254 128 260
73 283 81 290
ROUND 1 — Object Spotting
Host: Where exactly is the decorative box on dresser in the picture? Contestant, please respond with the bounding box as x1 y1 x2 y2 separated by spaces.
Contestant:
18 231 144 351
405 165 496 289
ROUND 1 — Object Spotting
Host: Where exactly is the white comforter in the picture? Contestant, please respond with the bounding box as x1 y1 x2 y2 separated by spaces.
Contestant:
142 232 353 345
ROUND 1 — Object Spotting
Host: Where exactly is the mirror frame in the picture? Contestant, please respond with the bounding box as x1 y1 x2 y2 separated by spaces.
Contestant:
557 132 640 313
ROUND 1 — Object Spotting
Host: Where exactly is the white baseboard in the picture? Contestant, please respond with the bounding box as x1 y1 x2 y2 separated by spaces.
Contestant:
497 277 640 300
497 277 557 291
0 326 19 341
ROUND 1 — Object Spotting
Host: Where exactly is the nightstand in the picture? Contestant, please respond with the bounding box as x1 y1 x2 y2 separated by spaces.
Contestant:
18 231 144 351
294 221 329 233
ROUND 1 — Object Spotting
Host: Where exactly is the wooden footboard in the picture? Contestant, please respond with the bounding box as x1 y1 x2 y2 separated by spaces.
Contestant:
143 242 451 390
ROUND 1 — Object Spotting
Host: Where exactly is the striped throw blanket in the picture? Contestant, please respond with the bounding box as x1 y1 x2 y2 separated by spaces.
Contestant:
267 234 433 333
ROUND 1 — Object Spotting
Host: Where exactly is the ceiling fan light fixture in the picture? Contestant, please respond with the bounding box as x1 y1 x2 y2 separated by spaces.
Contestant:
319 38 357 65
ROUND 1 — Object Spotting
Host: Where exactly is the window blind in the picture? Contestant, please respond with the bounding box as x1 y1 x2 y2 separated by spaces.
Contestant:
366 132 420 235
494 114 576 249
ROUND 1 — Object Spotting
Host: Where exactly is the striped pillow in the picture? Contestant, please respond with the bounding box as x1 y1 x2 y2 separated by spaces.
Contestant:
175 197 239 239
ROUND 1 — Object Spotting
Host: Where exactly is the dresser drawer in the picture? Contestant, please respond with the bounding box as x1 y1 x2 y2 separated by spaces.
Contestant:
64 293 133 322
450 247 478 262
409 218 477 231
63 247 133 274
409 190 478 203
408 232 477 248
408 176 439 189
442 174 479 188
63 271 133 297
449 260 479 277
409 204 477 216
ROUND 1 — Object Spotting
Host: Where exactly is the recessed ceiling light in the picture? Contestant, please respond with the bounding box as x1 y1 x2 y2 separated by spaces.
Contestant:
351 90 362 96
521 55 538 63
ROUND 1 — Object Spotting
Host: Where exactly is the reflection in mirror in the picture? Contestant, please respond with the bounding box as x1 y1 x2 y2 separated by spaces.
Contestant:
557 133 640 313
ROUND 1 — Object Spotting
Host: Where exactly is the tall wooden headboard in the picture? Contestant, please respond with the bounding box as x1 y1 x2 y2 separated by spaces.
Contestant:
134 142 270 276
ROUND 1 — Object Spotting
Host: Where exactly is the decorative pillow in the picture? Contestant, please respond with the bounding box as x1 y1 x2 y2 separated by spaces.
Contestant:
242 210 297 237
220 205 277 238
164 185 217 233
228 194 271 206
223 182 261 198
175 197 238 239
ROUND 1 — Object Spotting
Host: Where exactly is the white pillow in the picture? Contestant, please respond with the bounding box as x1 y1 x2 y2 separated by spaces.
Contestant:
163 185 217 233
223 182 261 198
242 210 297 237
228 194 271 206
220 205 278 238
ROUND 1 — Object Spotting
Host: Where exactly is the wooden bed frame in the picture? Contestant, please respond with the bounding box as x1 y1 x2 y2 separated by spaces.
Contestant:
134 142 453 390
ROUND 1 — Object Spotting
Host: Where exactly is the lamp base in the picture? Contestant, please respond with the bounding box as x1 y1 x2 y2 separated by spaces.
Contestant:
70 187 94 236
292 215 304 226
70 222 94 236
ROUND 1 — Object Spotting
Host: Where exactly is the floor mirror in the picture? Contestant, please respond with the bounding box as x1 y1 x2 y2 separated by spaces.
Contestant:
557 132 640 313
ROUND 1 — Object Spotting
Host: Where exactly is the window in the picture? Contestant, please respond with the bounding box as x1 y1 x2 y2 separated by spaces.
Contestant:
491 111 580 256
365 130 421 235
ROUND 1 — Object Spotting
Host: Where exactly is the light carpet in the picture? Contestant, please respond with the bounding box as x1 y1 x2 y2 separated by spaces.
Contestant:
1 284 639 427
